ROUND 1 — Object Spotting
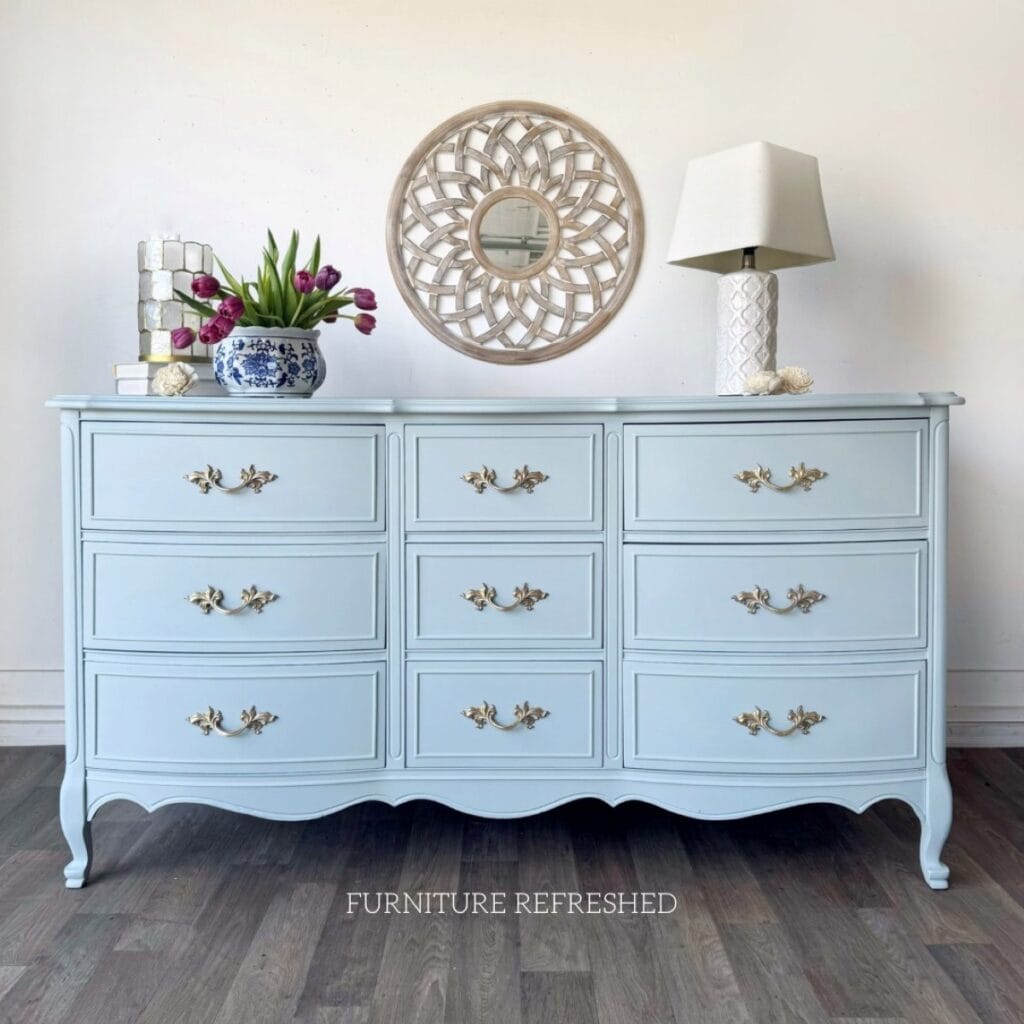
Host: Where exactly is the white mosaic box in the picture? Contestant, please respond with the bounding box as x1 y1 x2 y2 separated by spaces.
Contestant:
138 237 214 362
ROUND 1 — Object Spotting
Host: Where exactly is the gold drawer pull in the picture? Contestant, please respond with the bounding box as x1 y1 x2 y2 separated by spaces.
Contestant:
735 463 826 493
733 584 825 614
735 705 825 737
186 465 277 494
462 700 549 731
461 583 548 611
461 465 548 494
187 585 278 615
188 706 278 737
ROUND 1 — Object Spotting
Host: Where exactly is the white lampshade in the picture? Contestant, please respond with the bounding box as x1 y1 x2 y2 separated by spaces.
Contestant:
667 141 835 273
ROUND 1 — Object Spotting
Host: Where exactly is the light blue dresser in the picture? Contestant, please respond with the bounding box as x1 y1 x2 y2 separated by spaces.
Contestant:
50 392 962 888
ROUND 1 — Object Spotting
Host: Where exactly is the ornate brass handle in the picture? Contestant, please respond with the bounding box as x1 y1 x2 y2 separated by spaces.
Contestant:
461 465 548 494
735 705 825 737
733 584 825 614
185 465 277 494
462 700 549 730
735 463 826 493
188 706 278 737
461 583 548 611
187 585 278 615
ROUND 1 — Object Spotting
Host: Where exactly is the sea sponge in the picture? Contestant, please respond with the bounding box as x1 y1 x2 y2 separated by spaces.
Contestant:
743 366 813 395
778 366 813 394
151 362 199 397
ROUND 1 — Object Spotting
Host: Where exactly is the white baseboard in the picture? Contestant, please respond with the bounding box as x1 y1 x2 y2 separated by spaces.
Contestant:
947 720 1024 747
947 669 1024 747
1 669 1022 748
0 670 64 745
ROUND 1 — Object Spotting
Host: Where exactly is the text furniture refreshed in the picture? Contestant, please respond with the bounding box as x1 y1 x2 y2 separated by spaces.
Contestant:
51 392 962 888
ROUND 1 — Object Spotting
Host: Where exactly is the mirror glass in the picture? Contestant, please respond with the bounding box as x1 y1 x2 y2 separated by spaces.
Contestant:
476 196 553 273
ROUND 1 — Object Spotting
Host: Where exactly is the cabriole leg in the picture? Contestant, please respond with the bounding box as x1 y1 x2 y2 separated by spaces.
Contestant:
919 767 953 890
60 768 92 889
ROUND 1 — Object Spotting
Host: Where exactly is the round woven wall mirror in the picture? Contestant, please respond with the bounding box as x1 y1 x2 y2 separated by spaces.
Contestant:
387 101 644 364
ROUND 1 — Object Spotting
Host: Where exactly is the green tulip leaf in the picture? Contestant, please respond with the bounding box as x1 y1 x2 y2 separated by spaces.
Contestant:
281 230 299 283
214 257 246 300
282 278 298 323
264 258 285 321
289 293 309 327
302 294 348 323
174 291 217 318
243 280 263 312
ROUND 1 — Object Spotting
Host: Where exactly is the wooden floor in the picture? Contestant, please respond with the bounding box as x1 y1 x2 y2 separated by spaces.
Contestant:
1 750 1024 1023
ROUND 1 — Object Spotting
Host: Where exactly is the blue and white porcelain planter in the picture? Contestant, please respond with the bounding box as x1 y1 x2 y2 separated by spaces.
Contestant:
214 327 326 397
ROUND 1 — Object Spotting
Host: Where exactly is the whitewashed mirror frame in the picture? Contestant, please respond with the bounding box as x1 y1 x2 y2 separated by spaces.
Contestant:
386 101 644 364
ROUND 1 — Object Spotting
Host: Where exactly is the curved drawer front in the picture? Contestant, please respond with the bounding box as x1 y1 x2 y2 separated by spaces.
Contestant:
625 660 925 773
625 420 926 532
406 424 602 531
83 423 383 531
625 542 926 653
85 657 384 773
84 541 384 652
407 543 602 649
407 661 601 767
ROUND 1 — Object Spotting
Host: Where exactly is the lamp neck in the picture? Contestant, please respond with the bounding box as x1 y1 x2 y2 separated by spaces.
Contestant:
742 247 756 270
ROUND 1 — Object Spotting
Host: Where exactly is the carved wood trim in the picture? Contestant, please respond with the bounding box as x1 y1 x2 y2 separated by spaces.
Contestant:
386 101 644 364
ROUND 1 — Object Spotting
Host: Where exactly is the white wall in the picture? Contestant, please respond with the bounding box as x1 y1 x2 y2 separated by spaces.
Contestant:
1 0 1021 743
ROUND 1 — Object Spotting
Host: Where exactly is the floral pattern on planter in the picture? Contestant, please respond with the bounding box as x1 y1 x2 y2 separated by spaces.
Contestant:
213 329 326 397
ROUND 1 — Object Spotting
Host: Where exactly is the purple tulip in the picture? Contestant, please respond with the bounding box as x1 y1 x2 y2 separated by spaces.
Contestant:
198 321 220 344
314 265 341 291
293 270 315 294
198 315 235 344
171 326 196 350
352 287 377 311
191 274 220 299
353 313 376 335
211 314 236 337
218 295 245 320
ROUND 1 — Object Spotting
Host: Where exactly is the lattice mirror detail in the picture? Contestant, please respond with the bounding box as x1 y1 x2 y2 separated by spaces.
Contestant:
387 101 644 364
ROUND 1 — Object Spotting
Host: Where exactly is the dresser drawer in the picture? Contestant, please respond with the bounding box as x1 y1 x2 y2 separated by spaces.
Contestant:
625 542 926 653
82 423 383 531
407 661 601 767
83 541 384 653
407 543 602 649
85 656 384 773
406 424 602 531
625 420 926 532
625 660 925 773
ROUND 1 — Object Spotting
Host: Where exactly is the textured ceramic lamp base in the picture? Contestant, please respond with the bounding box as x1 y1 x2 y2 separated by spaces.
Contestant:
716 268 778 395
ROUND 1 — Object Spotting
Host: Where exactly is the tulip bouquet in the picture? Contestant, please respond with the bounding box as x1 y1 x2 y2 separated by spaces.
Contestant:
171 229 377 351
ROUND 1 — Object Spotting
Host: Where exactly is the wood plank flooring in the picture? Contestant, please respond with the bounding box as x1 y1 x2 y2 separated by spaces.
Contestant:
1 748 1023 1024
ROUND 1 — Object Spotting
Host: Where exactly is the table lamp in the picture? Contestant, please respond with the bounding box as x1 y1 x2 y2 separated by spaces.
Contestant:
667 141 835 395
